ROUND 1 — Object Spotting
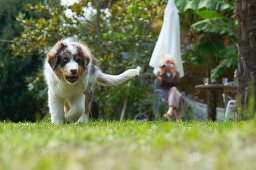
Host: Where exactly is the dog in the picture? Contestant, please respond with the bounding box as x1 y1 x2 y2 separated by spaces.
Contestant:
44 38 141 124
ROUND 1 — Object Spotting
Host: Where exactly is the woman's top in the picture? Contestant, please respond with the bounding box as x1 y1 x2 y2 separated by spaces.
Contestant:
157 71 180 90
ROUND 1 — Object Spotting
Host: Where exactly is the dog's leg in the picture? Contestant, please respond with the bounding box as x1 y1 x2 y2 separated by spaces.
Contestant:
64 101 70 114
77 87 92 123
77 113 89 123
65 95 85 122
48 93 65 124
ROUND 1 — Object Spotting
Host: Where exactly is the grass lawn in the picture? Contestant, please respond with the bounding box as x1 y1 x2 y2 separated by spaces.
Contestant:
0 120 256 170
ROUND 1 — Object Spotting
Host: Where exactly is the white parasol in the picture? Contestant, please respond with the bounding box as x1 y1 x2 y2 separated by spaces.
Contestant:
149 0 184 78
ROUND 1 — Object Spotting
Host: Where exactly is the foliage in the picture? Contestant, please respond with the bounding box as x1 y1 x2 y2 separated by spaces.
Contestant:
177 0 237 79
1 121 256 169
0 53 46 121
0 0 46 121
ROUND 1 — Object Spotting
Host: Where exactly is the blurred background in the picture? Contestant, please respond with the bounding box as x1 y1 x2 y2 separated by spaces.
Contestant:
0 0 237 122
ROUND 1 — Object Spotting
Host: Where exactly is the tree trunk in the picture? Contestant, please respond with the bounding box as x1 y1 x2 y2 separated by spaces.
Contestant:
236 0 256 118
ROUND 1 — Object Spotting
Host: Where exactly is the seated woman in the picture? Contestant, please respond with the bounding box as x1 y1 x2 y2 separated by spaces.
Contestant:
156 59 182 121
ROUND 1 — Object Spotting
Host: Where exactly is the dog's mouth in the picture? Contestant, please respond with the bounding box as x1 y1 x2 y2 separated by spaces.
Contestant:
66 76 78 83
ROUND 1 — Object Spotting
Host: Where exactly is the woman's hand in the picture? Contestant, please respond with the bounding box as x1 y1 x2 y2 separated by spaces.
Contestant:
157 75 162 81
159 68 165 76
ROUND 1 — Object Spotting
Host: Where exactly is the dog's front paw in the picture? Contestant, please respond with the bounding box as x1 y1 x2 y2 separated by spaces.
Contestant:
65 109 83 123
77 114 89 124
52 119 65 124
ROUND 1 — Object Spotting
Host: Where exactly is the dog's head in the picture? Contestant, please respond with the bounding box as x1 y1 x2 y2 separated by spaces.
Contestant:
47 39 92 84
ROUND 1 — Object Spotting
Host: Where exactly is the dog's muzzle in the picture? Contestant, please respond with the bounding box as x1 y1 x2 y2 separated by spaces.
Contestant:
66 75 78 83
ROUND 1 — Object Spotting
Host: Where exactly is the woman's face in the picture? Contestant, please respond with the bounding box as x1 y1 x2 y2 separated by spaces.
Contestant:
165 62 175 72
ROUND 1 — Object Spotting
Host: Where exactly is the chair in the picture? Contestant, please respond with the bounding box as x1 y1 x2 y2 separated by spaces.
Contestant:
152 79 168 120
224 100 237 120
152 79 189 121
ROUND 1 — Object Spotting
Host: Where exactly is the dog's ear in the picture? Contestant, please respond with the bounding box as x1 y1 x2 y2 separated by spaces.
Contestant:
47 41 67 70
48 55 59 70
76 44 91 68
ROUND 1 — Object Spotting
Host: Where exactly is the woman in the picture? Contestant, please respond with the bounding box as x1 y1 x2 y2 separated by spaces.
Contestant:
156 59 182 121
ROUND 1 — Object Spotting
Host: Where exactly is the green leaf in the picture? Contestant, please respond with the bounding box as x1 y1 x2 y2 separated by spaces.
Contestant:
198 0 212 9
71 3 83 15
192 17 235 36
184 0 233 12
195 10 223 19
16 12 25 22
24 3 33 11
217 45 237 59
184 1 199 11
211 45 238 79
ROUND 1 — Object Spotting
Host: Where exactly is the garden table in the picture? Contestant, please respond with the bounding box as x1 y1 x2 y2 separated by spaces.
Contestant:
195 84 238 121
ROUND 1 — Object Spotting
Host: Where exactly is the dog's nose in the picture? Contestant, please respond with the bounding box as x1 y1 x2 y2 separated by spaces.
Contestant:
70 69 77 75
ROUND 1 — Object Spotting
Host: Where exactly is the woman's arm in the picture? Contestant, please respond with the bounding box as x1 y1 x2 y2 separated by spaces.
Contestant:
156 72 163 86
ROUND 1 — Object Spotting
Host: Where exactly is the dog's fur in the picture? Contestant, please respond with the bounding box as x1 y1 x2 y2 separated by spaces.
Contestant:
44 38 140 124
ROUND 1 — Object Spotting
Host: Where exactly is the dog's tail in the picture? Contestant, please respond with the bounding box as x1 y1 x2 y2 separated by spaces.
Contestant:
96 66 141 86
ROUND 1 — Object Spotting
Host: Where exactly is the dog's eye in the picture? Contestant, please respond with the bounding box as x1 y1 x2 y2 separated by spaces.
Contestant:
64 52 71 58
63 57 69 63
76 58 81 63
60 57 69 67
74 55 82 63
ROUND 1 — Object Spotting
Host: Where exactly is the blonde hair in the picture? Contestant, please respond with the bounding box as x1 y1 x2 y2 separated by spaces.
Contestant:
159 58 177 76
165 59 177 71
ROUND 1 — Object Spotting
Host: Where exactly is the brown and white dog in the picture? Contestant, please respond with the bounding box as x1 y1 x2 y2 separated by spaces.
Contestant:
44 38 140 124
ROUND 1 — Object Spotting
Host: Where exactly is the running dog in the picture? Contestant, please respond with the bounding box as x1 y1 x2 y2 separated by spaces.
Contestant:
44 38 140 124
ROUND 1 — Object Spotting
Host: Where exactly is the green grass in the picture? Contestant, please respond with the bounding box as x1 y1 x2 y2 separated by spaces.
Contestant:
0 120 256 170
